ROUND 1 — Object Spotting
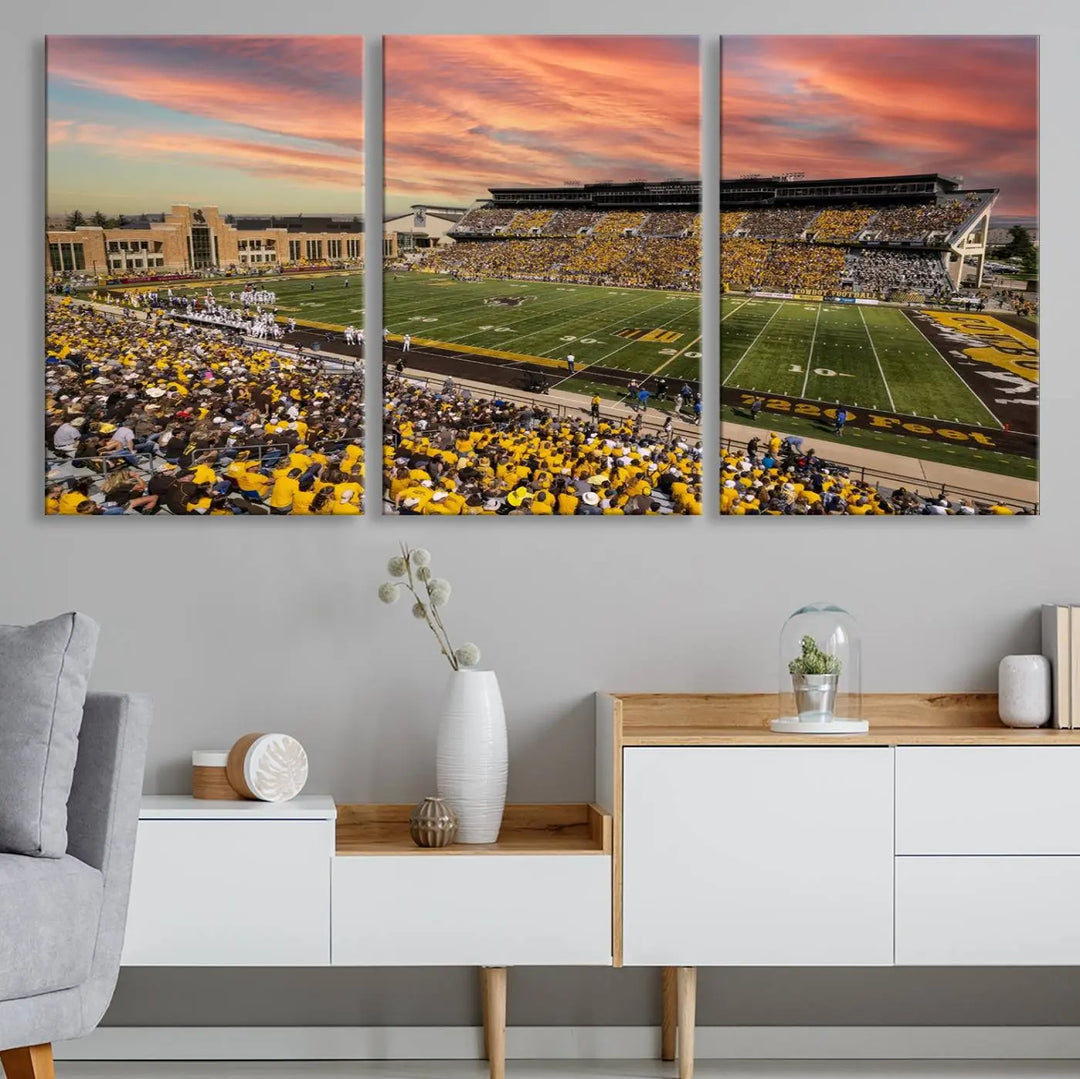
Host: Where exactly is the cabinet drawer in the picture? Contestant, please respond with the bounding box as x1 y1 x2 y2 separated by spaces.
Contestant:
896 856 1080 964
896 747 1080 855
122 819 332 966
332 854 611 966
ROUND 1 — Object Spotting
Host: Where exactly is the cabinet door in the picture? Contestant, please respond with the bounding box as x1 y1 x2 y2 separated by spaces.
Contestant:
122 819 332 966
622 746 894 966
333 854 611 966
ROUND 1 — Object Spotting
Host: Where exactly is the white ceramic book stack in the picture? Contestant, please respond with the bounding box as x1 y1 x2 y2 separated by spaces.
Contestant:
1041 604 1080 728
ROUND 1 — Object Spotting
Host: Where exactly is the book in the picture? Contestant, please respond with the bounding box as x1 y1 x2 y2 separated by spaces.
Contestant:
1042 604 1072 728
1072 607 1080 733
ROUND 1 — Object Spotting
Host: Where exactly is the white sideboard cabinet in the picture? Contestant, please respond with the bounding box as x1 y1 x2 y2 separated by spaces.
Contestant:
598 692 1080 1079
122 796 336 967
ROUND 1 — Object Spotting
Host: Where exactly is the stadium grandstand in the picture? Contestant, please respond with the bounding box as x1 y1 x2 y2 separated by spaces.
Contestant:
721 173 997 301
407 180 701 291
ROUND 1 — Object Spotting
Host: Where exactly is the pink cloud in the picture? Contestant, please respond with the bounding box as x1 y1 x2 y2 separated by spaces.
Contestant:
385 35 699 205
722 36 1038 216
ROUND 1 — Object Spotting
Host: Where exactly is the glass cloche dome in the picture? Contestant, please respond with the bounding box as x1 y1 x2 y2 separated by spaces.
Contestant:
773 603 866 734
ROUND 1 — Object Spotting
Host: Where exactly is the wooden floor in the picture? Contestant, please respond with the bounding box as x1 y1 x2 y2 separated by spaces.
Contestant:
52 1063 1080 1079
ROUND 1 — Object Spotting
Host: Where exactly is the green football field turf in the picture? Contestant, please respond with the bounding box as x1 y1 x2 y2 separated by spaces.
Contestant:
171 272 366 328
721 295 1001 428
384 271 702 381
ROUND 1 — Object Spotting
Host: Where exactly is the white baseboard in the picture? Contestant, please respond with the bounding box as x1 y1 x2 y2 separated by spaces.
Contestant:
54 1026 1080 1061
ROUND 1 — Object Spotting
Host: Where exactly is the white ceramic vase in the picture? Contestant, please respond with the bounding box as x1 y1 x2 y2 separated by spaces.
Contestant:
436 669 507 843
998 654 1052 728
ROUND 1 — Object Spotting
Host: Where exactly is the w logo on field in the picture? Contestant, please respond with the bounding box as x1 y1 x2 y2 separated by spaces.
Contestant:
484 296 526 308
616 328 684 343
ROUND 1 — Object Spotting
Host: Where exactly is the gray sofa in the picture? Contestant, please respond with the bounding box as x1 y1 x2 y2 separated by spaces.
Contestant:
0 693 151 1078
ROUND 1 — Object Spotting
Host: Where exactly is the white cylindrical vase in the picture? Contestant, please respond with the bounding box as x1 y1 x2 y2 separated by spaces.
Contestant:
436 669 507 844
998 654 1052 728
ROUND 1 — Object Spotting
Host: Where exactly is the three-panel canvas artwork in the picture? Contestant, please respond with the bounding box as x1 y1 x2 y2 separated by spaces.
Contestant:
44 35 1039 517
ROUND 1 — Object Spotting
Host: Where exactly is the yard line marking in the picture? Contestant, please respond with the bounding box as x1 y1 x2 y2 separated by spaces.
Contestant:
648 334 703 378
546 297 694 391
800 303 823 399
897 308 1006 430
858 305 896 412
722 302 785 386
721 298 751 321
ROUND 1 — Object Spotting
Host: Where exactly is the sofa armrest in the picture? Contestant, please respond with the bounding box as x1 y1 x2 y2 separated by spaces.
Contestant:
66 693 151 1032
67 693 151 874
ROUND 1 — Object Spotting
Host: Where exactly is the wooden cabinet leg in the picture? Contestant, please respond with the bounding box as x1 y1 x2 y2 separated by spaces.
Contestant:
676 966 696 1079
660 966 678 1061
481 966 507 1079
1 1044 56 1079
481 967 494 1058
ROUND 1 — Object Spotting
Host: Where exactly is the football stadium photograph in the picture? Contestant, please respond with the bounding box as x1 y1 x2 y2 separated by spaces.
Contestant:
720 35 1039 516
44 35 366 516
383 35 703 516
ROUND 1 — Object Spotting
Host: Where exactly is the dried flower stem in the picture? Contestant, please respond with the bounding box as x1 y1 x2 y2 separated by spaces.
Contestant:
400 542 459 670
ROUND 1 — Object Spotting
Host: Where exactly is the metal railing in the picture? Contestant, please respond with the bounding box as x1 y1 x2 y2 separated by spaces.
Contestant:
385 371 696 439
720 435 1037 513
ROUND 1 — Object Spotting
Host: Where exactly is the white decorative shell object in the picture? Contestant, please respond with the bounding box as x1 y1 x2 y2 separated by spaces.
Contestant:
226 733 309 801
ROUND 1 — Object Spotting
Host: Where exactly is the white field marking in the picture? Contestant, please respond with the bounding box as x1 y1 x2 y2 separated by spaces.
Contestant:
858 305 896 412
533 293 687 358
432 282 673 351
546 298 695 391
721 298 751 322
648 334 704 378
722 301 785 386
386 280 613 342
898 308 1007 430
800 303 823 399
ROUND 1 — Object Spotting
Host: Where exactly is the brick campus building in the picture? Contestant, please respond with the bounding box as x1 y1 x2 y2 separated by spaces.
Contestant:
45 204 376 276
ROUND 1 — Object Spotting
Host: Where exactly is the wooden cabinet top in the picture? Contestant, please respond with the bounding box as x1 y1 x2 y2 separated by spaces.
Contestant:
336 803 612 856
599 693 1080 746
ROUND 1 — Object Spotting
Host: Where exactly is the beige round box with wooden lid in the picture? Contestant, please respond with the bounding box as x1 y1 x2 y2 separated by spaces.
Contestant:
226 732 309 802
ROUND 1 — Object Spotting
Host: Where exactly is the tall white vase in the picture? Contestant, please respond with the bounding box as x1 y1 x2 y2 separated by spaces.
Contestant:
436 669 507 844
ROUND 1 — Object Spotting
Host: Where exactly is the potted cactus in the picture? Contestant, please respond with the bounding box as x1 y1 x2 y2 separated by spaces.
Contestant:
788 635 842 720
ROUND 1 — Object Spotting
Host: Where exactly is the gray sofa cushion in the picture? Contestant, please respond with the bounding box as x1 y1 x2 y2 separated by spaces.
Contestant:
0 853 103 1001
0 613 100 856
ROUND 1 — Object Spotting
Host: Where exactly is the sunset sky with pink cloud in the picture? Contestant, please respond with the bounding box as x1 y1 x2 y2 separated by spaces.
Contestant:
384 36 700 217
723 36 1038 219
47 36 363 215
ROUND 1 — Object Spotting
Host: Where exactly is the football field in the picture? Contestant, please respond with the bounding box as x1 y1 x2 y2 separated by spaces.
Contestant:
170 272 365 329
722 295 1000 427
384 271 702 381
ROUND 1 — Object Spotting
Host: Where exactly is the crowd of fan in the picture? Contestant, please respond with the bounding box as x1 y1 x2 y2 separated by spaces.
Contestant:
722 239 846 293
846 250 951 296
419 235 700 290
807 207 876 242
721 436 1023 515
860 195 986 241
727 195 989 244
384 375 702 515
452 207 699 240
44 299 364 515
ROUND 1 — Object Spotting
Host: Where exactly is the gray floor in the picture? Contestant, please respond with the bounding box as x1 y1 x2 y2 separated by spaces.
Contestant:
54 1063 1080 1079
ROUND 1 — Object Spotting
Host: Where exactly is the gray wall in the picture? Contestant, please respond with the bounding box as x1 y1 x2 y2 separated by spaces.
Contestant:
10 0 1080 1030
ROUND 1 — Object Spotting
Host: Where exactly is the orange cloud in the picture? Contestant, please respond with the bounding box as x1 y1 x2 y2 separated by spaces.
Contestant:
47 36 363 152
385 36 699 207
49 119 360 189
722 36 1037 216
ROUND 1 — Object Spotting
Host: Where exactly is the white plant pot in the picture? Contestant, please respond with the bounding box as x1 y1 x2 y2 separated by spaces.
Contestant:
436 669 507 844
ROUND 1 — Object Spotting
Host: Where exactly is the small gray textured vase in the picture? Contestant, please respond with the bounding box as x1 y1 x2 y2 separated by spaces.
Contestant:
409 796 458 848
0 612 100 856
